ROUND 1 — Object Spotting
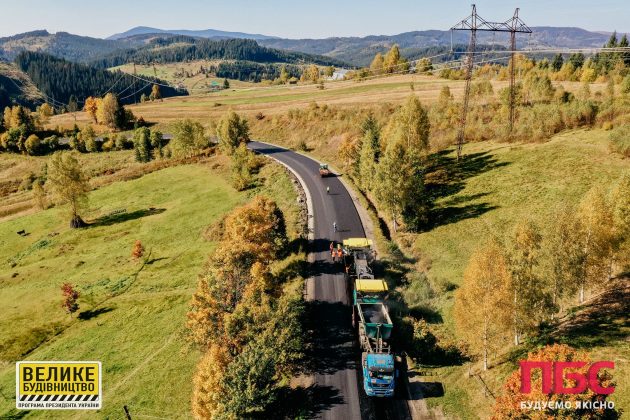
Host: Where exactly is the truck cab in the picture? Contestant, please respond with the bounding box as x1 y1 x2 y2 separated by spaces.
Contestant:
363 353 396 397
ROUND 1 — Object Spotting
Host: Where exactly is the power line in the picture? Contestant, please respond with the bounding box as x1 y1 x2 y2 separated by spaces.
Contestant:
451 4 532 160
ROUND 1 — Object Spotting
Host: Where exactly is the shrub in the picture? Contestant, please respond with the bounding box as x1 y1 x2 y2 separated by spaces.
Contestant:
131 240 145 259
609 125 630 157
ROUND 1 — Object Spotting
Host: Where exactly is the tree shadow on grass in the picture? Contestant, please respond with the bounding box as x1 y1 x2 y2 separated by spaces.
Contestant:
422 150 509 230
508 278 630 363
89 208 166 227
77 306 114 321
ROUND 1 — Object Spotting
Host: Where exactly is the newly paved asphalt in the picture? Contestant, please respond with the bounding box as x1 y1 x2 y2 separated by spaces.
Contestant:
249 141 365 419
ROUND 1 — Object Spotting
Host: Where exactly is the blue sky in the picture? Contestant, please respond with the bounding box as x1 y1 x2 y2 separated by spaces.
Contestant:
1 0 628 39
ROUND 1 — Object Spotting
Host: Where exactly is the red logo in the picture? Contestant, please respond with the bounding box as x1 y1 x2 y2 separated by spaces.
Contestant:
520 361 615 394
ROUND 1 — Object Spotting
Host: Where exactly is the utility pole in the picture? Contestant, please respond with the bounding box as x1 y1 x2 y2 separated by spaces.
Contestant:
451 5 531 160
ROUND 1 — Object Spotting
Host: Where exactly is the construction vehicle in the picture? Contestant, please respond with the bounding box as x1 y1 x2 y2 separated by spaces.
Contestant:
343 238 396 397
319 163 331 177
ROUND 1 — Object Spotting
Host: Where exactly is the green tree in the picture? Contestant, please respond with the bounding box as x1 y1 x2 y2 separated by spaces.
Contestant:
150 129 164 159
216 111 250 155
231 142 253 191
385 94 430 154
46 151 90 228
170 119 207 158
551 54 564 72
223 78 230 89
221 342 278 417
133 127 152 162
358 114 380 191
80 125 98 153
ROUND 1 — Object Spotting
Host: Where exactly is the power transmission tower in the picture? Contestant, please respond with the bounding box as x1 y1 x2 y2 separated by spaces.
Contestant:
451 4 531 160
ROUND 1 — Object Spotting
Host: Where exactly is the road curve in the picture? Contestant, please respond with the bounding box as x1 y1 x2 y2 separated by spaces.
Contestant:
249 141 365 419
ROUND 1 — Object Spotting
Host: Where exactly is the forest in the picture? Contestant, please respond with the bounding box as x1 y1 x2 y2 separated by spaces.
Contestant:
90 38 347 69
14 51 187 107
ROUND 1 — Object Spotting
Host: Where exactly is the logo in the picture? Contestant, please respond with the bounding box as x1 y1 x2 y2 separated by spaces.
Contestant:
520 360 615 395
16 361 102 410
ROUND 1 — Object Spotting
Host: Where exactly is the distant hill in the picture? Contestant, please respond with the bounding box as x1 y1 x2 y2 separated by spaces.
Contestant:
90 38 348 69
0 30 123 63
259 27 617 66
107 26 278 41
0 61 45 109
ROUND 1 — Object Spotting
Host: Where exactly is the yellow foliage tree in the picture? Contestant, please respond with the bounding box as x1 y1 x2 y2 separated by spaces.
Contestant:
454 241 513 370
96 93 120 128
191 344 231 420
83 97 99 123
370 53 384 75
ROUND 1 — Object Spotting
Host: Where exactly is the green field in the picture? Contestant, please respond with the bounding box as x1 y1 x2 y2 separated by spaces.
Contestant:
0 156 300 418
408 129 630 419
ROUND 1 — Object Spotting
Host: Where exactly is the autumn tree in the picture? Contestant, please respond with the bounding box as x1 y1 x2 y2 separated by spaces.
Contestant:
150 84 161 101
61 283 80 315
576 187 614 303
338 134 359 174
46 151 90 228
83 96 100 123
544 205 586 312
370 53 385 75
223 196 287 262
454 241 513 370
216 111 250 155
96 93 122 129
383 45 402 73
170 119 208 158
611 172 630 270
131 240 145 259
492 344 618 420
191 344 231 419
507 220 551 345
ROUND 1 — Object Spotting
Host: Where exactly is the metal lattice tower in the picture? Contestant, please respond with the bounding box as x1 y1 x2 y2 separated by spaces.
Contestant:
451 4 532 160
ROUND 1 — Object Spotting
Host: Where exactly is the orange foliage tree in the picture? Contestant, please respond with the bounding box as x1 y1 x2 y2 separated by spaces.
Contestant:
492 344 619 419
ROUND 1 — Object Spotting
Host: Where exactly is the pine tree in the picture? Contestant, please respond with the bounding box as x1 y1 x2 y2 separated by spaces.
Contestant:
370 53 385 75
133 127 152 162
551 54 564 72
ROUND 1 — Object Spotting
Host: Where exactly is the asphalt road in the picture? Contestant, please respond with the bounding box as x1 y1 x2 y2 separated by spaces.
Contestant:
250 142 413 420
250 141 365 418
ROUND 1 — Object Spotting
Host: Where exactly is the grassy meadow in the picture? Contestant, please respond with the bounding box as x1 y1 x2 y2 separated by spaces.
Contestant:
0 152 301 418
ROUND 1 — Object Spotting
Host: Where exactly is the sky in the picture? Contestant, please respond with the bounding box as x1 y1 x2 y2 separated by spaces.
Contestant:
1 0 628 39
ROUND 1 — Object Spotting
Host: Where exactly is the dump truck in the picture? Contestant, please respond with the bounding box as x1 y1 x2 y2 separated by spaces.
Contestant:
319 163 331 177
343 238 396 397
354 279 396 397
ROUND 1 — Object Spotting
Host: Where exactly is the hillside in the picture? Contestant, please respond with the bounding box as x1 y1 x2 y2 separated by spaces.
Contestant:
0 61 45 109
0 30 123 63
259 27 617 66
15 51 186 106
108 25 277 41
90 37 348 69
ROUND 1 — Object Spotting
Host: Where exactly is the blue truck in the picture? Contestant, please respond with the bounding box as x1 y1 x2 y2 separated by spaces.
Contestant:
343 238 396 397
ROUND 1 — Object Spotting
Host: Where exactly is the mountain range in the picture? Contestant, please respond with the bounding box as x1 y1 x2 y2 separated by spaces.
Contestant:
0 26 621 67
